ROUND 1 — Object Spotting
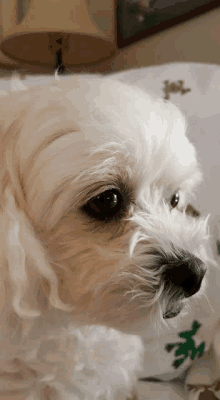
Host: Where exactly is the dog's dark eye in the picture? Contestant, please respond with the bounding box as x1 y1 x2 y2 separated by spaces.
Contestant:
83 189 123 221
170 192 179 208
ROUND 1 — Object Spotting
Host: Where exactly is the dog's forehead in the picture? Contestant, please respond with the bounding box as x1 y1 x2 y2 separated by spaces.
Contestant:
61 77 199 184
12 76 202 223
21 75 184 148
9 76 199 190
21 76 199 186
52 76 179 149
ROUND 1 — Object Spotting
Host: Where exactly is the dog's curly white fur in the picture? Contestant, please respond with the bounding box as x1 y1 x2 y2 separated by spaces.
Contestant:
0 73 213 399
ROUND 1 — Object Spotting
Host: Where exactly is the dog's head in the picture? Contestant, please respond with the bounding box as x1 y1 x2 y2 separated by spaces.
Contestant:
0 74 212 334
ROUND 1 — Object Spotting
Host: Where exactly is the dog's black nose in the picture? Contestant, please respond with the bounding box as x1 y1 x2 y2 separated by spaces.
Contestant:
163 255 206 297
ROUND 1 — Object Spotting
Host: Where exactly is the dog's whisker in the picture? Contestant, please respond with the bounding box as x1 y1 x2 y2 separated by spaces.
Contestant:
203 293 215 314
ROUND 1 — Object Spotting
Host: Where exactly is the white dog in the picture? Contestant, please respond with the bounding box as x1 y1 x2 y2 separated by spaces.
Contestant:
0 73 213 399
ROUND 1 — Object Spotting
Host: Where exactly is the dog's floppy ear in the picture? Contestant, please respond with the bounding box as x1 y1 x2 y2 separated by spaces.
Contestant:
1 185 72 318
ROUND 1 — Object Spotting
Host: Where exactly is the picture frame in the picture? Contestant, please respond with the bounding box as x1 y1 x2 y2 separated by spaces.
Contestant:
117 0 220 48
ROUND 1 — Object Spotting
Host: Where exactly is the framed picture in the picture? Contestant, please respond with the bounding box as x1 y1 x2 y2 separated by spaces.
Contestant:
117 0 220 48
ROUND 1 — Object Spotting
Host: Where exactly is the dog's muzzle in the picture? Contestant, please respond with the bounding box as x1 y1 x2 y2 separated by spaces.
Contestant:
162 253 206 298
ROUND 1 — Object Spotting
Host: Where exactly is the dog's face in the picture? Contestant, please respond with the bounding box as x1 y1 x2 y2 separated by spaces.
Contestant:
0 75 211 334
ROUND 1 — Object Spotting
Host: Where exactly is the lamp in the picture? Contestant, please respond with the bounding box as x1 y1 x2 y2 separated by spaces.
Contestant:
1 0 117 72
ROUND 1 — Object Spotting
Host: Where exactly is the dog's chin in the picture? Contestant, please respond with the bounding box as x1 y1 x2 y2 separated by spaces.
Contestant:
163 302 184 319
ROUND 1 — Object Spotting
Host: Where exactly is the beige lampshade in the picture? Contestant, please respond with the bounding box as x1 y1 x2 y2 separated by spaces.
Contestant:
1 0 117 68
